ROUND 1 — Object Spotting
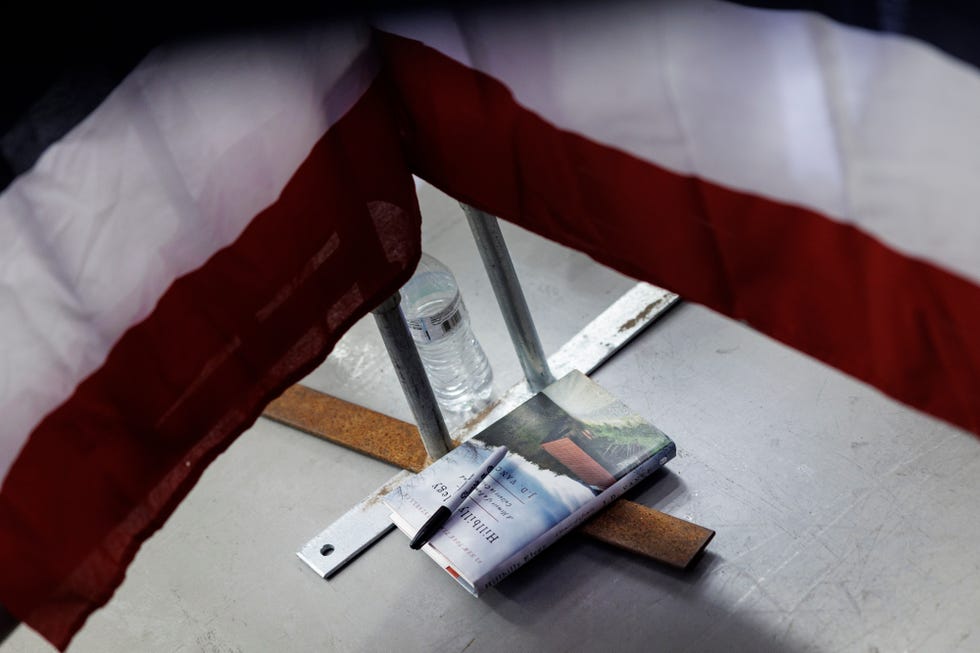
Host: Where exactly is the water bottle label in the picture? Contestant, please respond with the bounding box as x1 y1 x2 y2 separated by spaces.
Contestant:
407 294 464 343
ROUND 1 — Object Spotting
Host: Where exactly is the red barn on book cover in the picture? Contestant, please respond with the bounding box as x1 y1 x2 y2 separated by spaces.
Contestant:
540 426 617 490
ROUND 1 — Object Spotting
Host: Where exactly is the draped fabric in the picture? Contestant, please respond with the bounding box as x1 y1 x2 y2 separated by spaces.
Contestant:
2 1 978 648
0 26 423 648
378 0 980 437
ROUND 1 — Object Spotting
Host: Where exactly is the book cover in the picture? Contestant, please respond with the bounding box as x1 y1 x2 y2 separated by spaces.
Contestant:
384 370 676 595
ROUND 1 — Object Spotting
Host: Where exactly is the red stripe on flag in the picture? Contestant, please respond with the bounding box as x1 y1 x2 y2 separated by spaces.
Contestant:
380 31 980 436
0 76 421 650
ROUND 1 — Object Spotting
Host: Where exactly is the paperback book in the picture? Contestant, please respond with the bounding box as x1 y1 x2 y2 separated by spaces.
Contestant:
384 370 676 595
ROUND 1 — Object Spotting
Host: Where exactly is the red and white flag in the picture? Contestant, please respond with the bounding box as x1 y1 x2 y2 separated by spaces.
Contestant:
378 0 980 437
0 23 421 649
2 1 979 648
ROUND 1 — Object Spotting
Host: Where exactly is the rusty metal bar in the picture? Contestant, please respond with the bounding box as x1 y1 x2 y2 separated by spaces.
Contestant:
264 385 428 473
580 497 714 568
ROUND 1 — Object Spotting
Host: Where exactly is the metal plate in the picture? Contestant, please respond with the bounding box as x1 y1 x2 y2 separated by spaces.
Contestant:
297 471 413 578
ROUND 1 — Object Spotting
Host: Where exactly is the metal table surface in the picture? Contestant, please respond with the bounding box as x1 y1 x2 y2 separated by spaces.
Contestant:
5 185 978 652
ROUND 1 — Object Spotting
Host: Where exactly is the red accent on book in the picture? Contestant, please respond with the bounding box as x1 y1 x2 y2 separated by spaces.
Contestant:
541 438 617 489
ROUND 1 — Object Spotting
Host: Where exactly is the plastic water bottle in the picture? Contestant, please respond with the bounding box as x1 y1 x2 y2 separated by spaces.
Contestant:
400 253 493 417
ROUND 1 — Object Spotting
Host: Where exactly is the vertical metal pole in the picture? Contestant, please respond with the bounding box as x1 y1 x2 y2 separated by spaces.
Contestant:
461 204 556 393
372 292 452 459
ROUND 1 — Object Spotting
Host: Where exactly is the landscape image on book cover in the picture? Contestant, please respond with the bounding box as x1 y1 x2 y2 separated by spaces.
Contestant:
384 370 675 595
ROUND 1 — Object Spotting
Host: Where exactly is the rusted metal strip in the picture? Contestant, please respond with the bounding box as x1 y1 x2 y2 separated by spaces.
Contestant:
580 498 715 569
264 384 429 473
265 384 713 569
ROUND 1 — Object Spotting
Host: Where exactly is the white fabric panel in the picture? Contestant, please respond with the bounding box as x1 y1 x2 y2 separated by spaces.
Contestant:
380 0 980 285
0 24 374 479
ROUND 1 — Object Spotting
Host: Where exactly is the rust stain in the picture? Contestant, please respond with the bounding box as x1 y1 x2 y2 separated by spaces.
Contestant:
454 400 500 445
361 493 385 509
617 298 666 333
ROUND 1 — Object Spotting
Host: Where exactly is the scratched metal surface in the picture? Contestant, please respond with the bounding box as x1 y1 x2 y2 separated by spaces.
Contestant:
5 185 979 652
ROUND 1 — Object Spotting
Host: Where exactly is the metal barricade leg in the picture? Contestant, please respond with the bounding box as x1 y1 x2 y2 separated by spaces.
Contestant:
461 204 556 393
371 293 452 460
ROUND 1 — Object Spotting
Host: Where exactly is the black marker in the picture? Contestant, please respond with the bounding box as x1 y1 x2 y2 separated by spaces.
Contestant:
410 445 509 550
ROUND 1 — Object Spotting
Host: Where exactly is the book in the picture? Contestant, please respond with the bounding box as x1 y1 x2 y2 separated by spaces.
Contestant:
384 370 676 595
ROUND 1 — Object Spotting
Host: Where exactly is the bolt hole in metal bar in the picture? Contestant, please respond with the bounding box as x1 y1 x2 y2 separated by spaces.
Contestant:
298 470 416 577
